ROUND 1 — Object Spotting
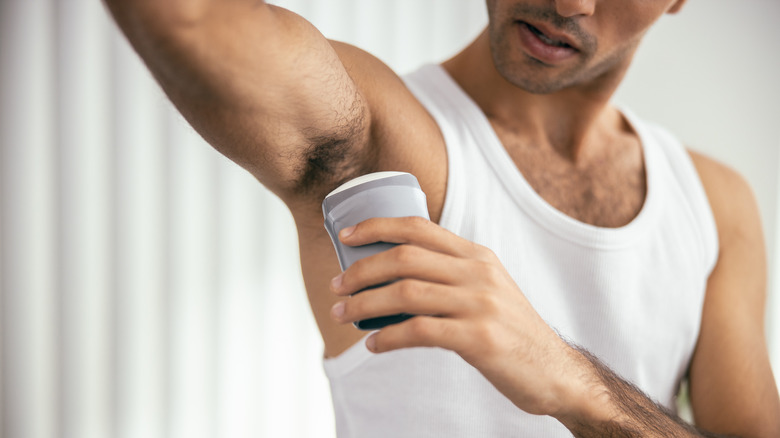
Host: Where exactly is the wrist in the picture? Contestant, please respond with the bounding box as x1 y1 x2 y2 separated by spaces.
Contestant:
550 347 622 430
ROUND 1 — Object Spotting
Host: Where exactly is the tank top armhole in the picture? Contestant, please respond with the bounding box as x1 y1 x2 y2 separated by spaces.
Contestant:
322 332 374 379
645 124 720 276
324 66 471 379
402 65 467 234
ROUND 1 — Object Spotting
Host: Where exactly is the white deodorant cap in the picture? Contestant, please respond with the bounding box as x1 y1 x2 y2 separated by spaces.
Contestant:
325 171 408 198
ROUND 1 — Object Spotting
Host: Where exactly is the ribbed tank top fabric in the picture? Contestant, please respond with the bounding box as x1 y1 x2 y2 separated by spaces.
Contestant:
322 64 719 438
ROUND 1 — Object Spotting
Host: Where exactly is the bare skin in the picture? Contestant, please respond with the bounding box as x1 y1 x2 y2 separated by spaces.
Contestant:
104 0 780 436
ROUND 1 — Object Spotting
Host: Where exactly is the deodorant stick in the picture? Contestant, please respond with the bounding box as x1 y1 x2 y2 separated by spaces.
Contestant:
322 171 430 330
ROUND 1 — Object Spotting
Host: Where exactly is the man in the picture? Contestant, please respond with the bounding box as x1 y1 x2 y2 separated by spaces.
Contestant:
104 0 780 436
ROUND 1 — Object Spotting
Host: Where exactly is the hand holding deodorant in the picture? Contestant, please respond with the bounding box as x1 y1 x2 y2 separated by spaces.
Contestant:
322 172 430 330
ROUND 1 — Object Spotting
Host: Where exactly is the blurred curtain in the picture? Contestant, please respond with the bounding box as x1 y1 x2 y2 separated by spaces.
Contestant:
0 1 486 438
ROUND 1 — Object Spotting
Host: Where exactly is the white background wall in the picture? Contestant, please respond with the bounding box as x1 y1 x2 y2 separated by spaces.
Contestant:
0 1 777 438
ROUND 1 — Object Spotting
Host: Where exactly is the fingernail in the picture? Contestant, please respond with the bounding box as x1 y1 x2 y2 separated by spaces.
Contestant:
330 273 343 291
331 301 345 319
366 333 377 352
340 226 355 239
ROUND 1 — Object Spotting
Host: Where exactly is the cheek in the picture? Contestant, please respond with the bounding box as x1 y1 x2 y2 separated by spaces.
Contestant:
594 4 668 57
600 1 672 41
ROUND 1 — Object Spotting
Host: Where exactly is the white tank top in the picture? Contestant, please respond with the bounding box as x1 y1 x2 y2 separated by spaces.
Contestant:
323 64 719 438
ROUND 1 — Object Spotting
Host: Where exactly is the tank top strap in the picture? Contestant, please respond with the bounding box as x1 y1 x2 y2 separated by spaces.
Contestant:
621 112 720 274
402 64 473 233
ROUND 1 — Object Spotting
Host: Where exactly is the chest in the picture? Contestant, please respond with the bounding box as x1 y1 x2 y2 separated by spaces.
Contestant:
496 133 647 228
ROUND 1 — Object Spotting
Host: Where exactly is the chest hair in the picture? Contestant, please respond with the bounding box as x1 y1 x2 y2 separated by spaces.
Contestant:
496 131 647 228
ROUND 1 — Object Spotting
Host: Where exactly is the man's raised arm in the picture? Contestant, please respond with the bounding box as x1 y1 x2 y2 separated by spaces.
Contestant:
103 0 373 201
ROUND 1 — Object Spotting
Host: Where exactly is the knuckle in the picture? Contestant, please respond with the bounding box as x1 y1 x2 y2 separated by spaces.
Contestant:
355 217 379 237
408 317 434 340
468 239 496 260
476 292 501 314
472 260 492 279
361 216 380 228
477 244 497 261
438 321 457 342
481 262 504 285
393 244 417 264
350 255 365 270
469 240 484 254
396 279 418 302
407 215 429 228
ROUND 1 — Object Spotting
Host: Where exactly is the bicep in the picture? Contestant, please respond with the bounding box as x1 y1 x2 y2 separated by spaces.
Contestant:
107 2 371 198
688 151 780 437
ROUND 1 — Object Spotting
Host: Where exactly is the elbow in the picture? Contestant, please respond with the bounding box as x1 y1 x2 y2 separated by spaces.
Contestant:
103 1 221 31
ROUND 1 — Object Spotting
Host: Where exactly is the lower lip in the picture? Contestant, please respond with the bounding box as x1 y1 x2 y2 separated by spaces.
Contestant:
516 22 578 64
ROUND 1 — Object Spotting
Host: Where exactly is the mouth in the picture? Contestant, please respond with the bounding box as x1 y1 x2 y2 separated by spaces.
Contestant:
515 21 580 64
525 23 574 49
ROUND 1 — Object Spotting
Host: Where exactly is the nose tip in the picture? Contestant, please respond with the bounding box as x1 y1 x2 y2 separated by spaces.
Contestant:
555 0 596 17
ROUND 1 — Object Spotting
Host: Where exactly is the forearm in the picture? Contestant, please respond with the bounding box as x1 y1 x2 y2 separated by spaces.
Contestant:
558 346 736 438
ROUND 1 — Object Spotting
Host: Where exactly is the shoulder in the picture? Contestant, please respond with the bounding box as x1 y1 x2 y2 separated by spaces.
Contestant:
686 149 762 248
685 150 779 436
687 149 751 201
324 41 448 224
287 42 448 231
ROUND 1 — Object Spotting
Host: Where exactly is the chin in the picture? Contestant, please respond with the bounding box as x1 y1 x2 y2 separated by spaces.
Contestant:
505 74 571 94
491 54 576 94
488 27 575 94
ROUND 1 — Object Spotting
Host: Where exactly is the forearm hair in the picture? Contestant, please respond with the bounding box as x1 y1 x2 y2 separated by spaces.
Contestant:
569 345 736 438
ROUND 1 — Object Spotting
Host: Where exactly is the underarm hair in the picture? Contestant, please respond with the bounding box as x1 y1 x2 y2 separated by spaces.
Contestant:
569 345 737 438
294 93 373 200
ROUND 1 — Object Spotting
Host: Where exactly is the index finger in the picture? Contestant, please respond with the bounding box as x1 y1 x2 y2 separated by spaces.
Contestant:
339 216 480 259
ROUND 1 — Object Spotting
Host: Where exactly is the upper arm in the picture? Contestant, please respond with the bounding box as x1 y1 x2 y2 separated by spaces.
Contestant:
687 150 780 437
104 2 374 201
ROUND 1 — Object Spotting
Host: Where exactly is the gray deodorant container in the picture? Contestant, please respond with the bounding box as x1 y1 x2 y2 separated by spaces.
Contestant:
322 171 430 330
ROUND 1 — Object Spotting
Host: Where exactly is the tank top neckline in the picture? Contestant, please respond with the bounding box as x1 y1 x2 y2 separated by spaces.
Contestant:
423 64 662 249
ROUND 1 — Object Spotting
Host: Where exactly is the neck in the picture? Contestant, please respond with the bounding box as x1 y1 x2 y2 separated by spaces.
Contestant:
442 30 634 163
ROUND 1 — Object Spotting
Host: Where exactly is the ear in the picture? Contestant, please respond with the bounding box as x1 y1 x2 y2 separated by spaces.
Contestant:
667 0 687 14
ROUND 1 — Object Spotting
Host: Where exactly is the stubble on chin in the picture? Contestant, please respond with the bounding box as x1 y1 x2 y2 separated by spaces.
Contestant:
486 4 602 94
